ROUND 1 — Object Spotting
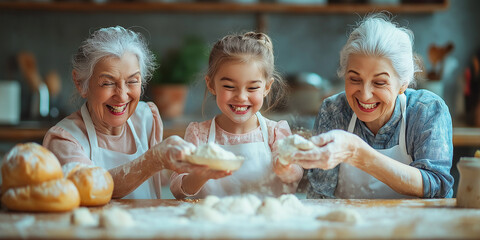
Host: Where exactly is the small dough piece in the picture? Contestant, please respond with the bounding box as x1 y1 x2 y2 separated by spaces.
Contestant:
68 166 114 206
1 178 80 212
256 197 284 219
71 207 98 227
186 204 224 223
99 207 135 228
277 134 315 165
1 142 63 193
317 209 361 224
474 150 480 158
186 143 244 171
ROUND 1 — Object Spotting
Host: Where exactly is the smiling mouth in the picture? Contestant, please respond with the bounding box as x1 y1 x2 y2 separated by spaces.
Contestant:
230 105 250 113
107 103 128 115
357 99 378 110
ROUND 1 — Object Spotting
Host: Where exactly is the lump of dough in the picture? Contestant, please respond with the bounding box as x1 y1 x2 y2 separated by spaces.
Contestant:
279 194 305 213
71 207 98 227
187 143 244 171
256 197 284 219
277 134 315 165
186 204 224 223
1 142 63 193
201 195 221 208
99 207 135 228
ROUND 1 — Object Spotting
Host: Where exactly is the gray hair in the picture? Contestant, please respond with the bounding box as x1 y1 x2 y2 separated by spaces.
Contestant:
337 13 419 87
72 26 156 96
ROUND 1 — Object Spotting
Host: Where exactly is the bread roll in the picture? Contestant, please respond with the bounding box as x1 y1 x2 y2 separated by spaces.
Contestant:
62 162 91 179
1 178 80 212
1 142 63 193
69 166 114 206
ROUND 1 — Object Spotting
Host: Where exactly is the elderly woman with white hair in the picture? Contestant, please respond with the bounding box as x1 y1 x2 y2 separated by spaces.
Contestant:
293 13 454 199
43 26 212 199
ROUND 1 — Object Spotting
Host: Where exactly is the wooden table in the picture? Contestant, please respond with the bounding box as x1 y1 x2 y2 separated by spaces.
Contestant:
0 198 479 239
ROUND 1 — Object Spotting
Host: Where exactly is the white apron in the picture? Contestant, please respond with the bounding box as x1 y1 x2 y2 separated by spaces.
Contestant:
197 112 286 198
335 94 415 199
58 102 159 199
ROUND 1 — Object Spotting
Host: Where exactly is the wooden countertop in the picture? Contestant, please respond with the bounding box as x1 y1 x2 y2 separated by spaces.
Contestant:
0 198 479 239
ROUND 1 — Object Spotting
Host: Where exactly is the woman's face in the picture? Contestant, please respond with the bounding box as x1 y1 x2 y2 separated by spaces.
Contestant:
206 60 271 133
345 54 407 134
84 52 142 134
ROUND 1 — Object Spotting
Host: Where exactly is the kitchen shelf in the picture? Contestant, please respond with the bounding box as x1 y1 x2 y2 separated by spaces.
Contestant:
0 1 449 14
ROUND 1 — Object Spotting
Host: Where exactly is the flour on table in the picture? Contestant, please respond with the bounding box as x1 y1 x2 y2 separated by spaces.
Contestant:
277 134 316 165
317 208 362 224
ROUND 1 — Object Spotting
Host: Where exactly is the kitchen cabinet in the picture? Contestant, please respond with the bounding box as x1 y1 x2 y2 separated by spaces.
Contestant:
0 0 449 31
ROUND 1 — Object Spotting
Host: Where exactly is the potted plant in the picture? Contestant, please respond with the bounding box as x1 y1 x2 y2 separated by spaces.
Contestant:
150 36 208 119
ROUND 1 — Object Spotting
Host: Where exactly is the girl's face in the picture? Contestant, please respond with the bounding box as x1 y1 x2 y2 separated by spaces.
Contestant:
345 54 407 134
207 60 272 133
76 52 142 135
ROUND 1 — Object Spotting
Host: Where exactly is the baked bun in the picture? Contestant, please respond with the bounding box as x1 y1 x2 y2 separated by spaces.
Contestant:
62 162 90 179
68 166 114 206
1 178 80 212
1 142 63 193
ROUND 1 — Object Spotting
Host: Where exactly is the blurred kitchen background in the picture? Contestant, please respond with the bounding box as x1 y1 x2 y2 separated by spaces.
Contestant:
1 0 479 196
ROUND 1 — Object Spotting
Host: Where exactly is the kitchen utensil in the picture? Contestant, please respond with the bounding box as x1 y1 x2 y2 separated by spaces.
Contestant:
17 52 49 118
427 42 454 80
457 157 480 208
0 80 21 125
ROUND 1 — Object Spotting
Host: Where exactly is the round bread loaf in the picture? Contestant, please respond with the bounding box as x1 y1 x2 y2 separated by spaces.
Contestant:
62 162 91 179
68 166 114 206
1 142 63 193
1 178 80 212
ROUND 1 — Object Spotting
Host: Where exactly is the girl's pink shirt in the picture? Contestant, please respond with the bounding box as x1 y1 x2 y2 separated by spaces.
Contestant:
170 117 292 198
42 102 165 185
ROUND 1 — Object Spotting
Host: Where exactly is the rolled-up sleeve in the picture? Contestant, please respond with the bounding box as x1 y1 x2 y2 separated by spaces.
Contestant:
408 94 454 198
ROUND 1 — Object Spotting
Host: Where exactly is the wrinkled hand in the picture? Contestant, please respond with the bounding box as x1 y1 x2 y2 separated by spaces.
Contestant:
293 130 364 170
147 135 204 173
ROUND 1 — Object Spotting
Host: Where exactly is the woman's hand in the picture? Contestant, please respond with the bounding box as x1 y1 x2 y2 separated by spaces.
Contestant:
293 130 367 170
146 135 206 173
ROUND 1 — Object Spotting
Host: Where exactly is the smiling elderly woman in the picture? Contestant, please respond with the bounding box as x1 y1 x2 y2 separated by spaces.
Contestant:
43 26 206 199
293 13 454 199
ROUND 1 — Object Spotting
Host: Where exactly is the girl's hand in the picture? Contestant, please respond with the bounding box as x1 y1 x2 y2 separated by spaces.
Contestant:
293 130 365 170
272 157 304 184
189 167 232 181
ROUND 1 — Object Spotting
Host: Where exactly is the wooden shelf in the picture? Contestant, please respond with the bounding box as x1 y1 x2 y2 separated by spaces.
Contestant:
0 1 449 14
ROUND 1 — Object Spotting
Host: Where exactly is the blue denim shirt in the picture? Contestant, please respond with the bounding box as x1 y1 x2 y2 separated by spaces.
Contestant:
307 88 454 199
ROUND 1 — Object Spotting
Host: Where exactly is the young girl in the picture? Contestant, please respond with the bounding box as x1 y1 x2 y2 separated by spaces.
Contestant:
170 32 303 199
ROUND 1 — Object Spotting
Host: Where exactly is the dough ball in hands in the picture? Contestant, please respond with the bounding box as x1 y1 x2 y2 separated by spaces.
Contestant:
277 134 316 165
68 166 114 206
1 178 80 212
1 142 63 193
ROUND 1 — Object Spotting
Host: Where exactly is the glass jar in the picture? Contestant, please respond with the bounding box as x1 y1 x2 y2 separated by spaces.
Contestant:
456 157 480 208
